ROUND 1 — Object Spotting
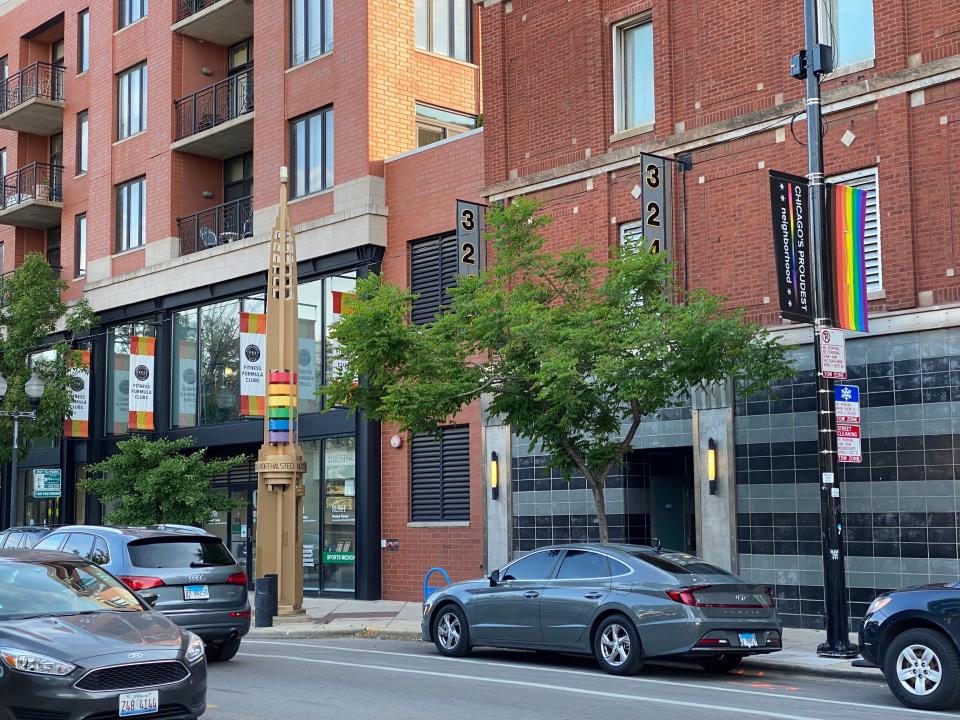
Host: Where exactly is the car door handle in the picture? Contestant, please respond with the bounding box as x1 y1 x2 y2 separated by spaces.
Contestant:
523 591 540 599
584 592 603 600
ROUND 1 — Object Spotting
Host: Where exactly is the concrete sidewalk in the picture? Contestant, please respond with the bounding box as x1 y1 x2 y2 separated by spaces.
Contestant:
246 595 881 682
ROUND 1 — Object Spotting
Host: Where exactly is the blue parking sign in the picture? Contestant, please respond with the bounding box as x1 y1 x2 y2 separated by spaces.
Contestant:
834 384 860 424
834 384 859 403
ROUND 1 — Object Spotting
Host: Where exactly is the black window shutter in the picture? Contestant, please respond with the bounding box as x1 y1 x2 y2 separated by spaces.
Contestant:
410 425 470 522
410 234 458 325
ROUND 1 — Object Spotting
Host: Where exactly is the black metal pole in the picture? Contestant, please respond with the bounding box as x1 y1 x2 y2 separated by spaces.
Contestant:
801 0 858 658
8 417 17 529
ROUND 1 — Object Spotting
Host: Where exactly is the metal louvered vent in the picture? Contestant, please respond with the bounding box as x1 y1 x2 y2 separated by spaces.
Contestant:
410 234 459 325
411 425 470 522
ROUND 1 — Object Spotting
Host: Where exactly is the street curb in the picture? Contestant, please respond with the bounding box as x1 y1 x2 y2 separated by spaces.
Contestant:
739 657 883 684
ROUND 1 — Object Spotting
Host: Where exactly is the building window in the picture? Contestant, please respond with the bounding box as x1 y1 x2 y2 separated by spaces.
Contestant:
291 0 333 66
106 322 154 435
410 234 458 325
0 147 5 180
116 176 146 251
74 214 87 278
415 0 471 62
46 227 61 275
78 10 89 73
828 167 882 292
415 103 476 148
117 62 147 140
411 425 469 522
819 0 874 69
119 0 147 29
76 111 88 175
290 106 334 198
614 17 655 132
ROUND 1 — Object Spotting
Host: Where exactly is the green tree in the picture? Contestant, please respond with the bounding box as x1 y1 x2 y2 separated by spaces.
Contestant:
0 252 97 462
80 436 244 526
324 198 792 542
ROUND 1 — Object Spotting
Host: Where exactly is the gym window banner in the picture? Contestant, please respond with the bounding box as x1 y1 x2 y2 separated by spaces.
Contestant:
240 312 267 416
769 170 814 323
299 319 319 413
128 336 156 431
177 340 197 427
64 349 90 439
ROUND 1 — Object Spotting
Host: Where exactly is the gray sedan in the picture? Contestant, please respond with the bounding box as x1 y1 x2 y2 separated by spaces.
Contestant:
422 543 782 675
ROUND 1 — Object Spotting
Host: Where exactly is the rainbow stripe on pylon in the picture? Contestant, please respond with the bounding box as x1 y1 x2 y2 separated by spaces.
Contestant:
267 371 298 444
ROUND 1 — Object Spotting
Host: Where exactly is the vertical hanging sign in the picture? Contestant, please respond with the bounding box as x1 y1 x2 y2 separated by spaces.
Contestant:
298 318 318 413
240 312 267 416
177 340 197 427
64 349 90 438
127 336 155 431
769 170 814 323
827 183 870 333
456 200 485 276
640 154 672 257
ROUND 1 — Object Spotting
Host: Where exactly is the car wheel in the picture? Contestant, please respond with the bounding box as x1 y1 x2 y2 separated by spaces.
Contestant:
432 604 470 657
207 637 242 663
698 655 743 673
883 628 960 710
593 614 643 675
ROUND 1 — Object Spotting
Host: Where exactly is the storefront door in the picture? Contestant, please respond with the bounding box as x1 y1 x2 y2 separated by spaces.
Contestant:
320 437 356 592
229 486 255 589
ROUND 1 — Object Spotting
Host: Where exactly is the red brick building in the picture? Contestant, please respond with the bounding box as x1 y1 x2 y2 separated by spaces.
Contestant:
0 0 485 600
478 0 960 627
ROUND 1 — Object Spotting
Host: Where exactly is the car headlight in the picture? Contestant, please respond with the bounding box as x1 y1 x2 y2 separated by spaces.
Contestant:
0 647 76 676
184 633 205 665
866 596 892 616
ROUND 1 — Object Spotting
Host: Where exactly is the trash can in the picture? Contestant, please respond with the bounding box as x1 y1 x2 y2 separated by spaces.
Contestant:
265 573 279 616
255 577 275 628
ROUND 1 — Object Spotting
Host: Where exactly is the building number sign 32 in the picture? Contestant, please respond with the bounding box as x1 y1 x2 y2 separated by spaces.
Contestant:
459 206 476 266
456 200 485 276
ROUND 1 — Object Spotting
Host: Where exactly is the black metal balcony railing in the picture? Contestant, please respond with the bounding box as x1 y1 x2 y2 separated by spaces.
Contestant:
176 0 223 22
174 70 253 140
1 62 65 113
178 196 253 256
1 163 64 211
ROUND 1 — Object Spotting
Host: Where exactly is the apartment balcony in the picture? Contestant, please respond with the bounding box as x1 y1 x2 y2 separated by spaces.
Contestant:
171 70 253 159
172 0 254 46
177 195 253 256
0 62 65 136
0 163 64 229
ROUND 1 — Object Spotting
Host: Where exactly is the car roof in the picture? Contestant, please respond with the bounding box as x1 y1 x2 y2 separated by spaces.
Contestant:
46 524 214 540
1 526 60 533
523 543 661 554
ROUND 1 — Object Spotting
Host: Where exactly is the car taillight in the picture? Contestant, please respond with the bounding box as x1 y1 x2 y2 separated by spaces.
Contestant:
666 586 710 606
226 572 248 586
119 576 165 591
229 610 252 618
666 585 774 609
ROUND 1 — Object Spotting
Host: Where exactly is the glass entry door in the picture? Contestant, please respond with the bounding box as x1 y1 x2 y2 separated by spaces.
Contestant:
320 437 355 592
230 486 255 589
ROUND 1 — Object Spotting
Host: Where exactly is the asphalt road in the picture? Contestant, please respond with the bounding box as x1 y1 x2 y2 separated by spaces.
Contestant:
204 638 960 720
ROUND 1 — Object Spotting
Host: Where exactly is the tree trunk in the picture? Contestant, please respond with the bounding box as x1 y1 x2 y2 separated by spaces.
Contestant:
587 475 609 544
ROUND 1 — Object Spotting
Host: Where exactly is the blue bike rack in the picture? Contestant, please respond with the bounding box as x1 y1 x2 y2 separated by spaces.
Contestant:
423 567 451 604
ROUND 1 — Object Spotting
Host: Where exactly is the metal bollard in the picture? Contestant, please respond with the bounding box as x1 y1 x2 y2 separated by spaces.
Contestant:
265 573 278 616
254 577 275 628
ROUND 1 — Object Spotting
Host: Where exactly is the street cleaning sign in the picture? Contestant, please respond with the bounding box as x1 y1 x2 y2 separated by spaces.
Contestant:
836 423 862 463
33 469 62 499
834 384 860 424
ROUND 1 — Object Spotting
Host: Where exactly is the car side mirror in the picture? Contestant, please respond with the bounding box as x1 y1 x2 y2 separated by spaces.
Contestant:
488 569 500 587
138 591 159 608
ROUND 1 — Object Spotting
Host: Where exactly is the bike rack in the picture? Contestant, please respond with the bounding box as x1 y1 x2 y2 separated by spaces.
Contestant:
422 566 451 605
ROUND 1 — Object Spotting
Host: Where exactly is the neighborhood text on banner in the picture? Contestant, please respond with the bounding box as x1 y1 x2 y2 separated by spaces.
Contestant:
769 170 814 323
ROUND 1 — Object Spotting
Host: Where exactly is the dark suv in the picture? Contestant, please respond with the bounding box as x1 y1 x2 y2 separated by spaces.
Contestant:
35 525 251 661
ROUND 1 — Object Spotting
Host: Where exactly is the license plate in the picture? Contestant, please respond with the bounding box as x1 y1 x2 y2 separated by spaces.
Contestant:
738 632 759 648
119 690 159 717
184 584 210 600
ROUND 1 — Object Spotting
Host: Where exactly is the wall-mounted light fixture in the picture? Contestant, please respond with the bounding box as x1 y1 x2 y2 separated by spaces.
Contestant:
390 434 402 449
201 190 214 199
707 437 718 495
201 67 214 76
489 451 499 500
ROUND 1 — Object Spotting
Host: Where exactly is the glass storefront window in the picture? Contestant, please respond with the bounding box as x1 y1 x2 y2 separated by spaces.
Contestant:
200 300 241 425
298 281 322 414
26 350 58 450
325 273 357 387
172 309 199 428
302 440 322 593
18 468 62 526
106 322 155 435
322 436 355 592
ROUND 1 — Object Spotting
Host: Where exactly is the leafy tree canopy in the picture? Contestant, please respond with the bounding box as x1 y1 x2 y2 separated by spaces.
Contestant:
324 198 793 541
0 252 97 462
80 435 244 526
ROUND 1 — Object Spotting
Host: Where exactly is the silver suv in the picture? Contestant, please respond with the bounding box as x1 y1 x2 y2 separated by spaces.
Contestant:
34 525 251 661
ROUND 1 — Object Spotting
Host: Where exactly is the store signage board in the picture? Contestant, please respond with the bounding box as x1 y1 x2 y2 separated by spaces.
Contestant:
33 468 62 499
819 327 847 379
834 384 860 424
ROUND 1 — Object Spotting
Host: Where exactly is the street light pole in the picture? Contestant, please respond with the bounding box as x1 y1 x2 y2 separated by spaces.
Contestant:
0 372 45 530
798 0 859 658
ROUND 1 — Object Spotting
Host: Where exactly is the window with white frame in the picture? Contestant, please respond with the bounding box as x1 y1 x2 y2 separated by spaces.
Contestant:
76 111 88 175
818 0 874 69
75 213 87 278
415 0 472 62
0 147 5 180
117 62 147 140
116 176 146 251
828 167 882 292
614 17 655 133
78 9 89 73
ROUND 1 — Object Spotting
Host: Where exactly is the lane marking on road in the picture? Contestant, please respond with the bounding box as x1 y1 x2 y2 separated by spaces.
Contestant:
243 640 960 718
237 651 832 720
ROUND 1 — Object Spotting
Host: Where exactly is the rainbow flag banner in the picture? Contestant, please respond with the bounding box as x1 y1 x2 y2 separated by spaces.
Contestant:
828 183 869 333
64 349 90 438
240 312 267 416
128 335 156 431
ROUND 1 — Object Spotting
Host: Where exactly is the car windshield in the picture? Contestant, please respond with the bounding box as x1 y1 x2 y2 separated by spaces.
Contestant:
628 551 733 576
128 538 235 569
0 559 143 620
